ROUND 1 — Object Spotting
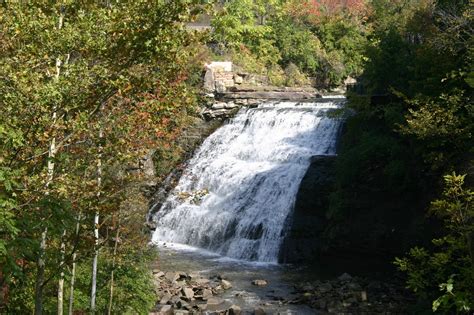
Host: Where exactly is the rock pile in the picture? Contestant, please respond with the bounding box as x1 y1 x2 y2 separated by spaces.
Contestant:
150 269 241 315
290 273 413 314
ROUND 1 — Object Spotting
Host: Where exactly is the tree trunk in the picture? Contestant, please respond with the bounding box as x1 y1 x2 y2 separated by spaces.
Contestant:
91 120 103 313
107 224 120 315
34 227 48 315
57 229 66 315
34 10 64 314
56 52 70 315
68 213 81 315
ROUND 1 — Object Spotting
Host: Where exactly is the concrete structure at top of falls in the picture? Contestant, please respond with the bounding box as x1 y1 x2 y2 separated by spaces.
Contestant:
151 100 344 263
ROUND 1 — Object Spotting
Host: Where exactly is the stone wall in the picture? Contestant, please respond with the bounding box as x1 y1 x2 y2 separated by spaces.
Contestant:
201 61 324 121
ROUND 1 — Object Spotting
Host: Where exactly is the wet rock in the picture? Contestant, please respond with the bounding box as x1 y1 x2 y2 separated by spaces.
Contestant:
229 304 242 315
254 307 266 315
278 155 337 264
213 285 224 294
221 279 233 290
252 280 268 286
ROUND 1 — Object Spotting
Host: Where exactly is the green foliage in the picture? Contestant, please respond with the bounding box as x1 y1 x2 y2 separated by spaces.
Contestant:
325 4 473 314
210 0 369 88
284 63 310 87
63 251 156 314
395 173 473 313
0 0 208 313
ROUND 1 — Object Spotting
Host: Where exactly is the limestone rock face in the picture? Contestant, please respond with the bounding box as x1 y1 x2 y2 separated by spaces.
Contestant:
203 69 215 92
278 155 338 263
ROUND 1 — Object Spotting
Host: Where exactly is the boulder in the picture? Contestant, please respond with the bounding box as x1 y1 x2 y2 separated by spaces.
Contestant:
182 287 194 300
252 280 268 286
212 285 224 294
165 271 179 282
229 304 242 315
156 304 172 315
202 288 213 300
221 279 233 290
254 307 266 315
159 292 172 305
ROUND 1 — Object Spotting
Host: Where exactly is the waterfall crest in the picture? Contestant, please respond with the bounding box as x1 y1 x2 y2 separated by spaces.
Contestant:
152 100 344 262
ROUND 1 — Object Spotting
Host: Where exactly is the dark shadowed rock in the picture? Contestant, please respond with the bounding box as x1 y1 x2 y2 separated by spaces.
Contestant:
278 155 337 263
338 273 353 282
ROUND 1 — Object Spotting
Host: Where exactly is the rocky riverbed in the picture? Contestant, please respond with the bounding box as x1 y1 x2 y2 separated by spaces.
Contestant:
148 245 413 315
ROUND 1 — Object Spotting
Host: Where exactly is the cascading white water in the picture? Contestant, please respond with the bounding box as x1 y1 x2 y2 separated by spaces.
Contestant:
152 100 344 263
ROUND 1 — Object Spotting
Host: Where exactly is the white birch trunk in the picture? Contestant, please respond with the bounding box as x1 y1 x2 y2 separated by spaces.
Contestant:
91 122 103 313
56 51 70 315
57 229 66 315
35 10 64 314
107 224 120 315
68 212 81 315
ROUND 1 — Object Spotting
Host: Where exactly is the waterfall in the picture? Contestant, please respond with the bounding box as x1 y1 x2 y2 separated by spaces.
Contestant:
151 100 344 263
